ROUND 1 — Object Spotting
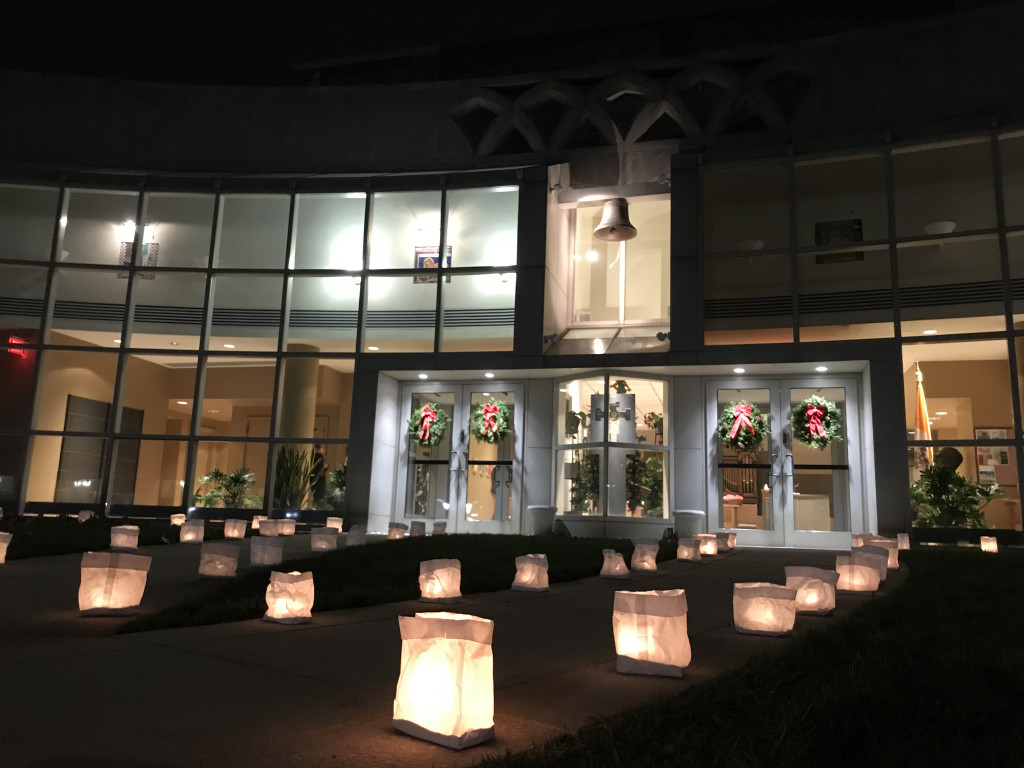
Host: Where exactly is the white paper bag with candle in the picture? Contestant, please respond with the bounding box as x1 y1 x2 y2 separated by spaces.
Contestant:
600 549 629 578
419 559 462 603
612 589 691 677
264 570 314 624
393 612 495 749
784 566 839 615
733 582 797 636
199 541 241 579
511 554 549 591
630 538 658 572
79 552 152 615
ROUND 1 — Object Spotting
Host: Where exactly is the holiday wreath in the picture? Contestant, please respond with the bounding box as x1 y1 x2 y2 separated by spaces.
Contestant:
716 400 767 451
471 398 512 443
408 403 450 447
791 394 842 449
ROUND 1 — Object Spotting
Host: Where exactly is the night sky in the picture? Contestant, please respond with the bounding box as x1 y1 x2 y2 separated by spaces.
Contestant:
0 0 1000 85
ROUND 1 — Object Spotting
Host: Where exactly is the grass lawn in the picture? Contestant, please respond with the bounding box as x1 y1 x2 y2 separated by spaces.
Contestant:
120 534 673 633
474 548 1024 768
0 515 225 559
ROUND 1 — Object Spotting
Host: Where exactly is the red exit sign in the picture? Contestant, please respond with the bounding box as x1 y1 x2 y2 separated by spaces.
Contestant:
7 336 28 358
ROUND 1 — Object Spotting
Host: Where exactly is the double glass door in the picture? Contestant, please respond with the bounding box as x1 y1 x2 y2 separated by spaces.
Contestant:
400 383 520 533
708 377 862 548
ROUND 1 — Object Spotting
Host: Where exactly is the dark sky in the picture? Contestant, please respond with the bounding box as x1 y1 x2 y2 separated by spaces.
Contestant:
0 0 717 83
0 0 996 85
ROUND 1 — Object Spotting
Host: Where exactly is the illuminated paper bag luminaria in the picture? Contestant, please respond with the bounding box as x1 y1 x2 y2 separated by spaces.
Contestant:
259 519 281 536
388 522 408 540
110 525 140 551
199 541 241 578
600 549 630 578
612 589 691 677
170 513 186 526
410 520 426 537
346 525 367 546
784 566 839 615
980 535 998 553
835 555 881 593
433 521 447 535
325 516 344 532
393 612 495 749
264 570 314 624
511 553 549 591
278 519 297 536
79 552 152 615
250 535 284 566
696 533 719 556
420 558 461 603
0 531 11 564
676 537 701 561
224 518 248 539
897 532 910 550
180 519 205 543
872 537 900 568
854 545 888 582
630 538 659 572
716 531 736 550
251 515 267 530
310 527 338 552
733 582 797 636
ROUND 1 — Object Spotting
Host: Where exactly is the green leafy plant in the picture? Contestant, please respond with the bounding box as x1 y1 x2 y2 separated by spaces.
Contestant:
273 446 318 510
910 464 1002 528
625 452 664 516
570 450 600 514
193 467 262 509
566 410 588 439
326 464 347 510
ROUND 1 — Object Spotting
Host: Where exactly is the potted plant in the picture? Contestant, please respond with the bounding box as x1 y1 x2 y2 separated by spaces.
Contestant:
193 468 263 510
326 463 347 511
273 446 319 512
910 448 1003 545
643 411 663 436
911 463 1002 529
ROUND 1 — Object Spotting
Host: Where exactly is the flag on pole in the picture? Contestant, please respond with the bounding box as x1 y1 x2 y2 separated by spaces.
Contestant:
914 363 933 469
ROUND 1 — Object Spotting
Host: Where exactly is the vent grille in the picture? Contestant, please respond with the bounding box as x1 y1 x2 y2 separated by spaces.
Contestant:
443 308 515 327
0 297 44 316
53 300 125 322
134 304 204 324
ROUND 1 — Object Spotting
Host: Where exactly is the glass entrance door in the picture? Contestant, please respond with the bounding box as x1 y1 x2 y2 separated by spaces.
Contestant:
401 383 520 534
707 376 861 547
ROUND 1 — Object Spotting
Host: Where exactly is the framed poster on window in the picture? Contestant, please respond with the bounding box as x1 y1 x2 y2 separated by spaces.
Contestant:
414 245 452 283
975 428 1010 485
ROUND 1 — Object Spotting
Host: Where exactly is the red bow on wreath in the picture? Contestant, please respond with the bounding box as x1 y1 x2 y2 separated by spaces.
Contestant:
418 405 437 441
482 402 499 436
805 405 827 438
729 402 754 439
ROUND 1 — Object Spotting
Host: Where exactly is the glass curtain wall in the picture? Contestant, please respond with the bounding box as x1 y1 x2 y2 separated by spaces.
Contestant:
702 132 1024 530
0 179 519 514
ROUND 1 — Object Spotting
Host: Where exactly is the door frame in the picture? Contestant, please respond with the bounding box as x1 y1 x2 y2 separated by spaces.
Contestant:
396 380 524 534
706 375 862 548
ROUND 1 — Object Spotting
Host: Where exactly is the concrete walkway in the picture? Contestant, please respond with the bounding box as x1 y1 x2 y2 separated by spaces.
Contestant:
0 537 906 767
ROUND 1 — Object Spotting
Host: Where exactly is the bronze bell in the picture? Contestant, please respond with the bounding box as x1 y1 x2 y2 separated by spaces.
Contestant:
593 198 637 242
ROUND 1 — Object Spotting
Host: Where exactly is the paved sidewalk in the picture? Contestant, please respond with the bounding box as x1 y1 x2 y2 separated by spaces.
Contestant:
0 539 905 768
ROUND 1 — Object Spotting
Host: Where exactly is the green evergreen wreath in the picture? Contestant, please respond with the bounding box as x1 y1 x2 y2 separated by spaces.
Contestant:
791 395 842 449
471 398 512 443
408 403 450 447
716 400 767 451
